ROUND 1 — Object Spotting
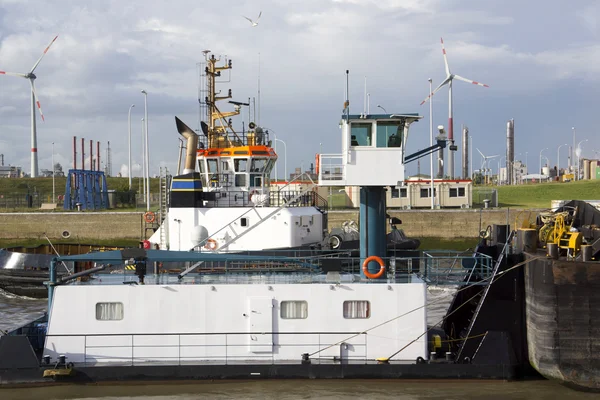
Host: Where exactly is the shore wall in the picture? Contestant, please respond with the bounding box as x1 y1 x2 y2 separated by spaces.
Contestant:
0 208 540 241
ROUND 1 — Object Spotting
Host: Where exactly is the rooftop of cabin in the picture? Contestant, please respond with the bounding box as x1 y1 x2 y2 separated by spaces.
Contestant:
342 113 421 121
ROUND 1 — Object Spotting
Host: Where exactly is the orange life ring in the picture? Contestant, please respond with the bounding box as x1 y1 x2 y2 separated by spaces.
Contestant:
144 211 156 223
362 256 386 279
204 238 218 251
248 190 258 201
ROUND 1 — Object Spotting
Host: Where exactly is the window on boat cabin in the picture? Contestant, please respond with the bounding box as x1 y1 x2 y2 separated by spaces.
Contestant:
221 160 229 171
96 302 124 321
350 123 372 146
376 122 403 148
251 158 268 173
420 188 436 198
235 174 246 187
198 160 208 186
207 159 219 186
241 217 248 227
281 301 308 319
343 300 370 319
234 158 248 172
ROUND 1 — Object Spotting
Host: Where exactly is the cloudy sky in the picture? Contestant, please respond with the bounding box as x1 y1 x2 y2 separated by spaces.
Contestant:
0 0 598 180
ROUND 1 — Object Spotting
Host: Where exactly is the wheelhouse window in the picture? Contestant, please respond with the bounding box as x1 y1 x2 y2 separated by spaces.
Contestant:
96 302 124 321
281 301 308 319
234 158 248 172
251 158 267 173
350 123 372 146
376 122 403 148
343 300 370 319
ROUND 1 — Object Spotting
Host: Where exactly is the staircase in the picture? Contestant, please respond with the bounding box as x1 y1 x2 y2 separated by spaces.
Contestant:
159 167 171 249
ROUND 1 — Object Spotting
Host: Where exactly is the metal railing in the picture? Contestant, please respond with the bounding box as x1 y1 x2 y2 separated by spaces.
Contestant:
45 331 370 366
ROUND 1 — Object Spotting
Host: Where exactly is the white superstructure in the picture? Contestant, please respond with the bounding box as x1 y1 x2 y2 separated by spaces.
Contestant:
44 279 427 364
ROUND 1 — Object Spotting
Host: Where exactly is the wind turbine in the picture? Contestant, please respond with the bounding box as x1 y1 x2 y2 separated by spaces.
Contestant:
477 148 498 185
420 37 489 180
0 35 58 177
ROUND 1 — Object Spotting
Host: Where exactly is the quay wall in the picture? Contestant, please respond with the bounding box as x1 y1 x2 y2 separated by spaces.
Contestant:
0 208 540 242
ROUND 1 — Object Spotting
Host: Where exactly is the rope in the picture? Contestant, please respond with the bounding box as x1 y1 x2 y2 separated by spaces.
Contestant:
308 255 545 358
384 255 545 361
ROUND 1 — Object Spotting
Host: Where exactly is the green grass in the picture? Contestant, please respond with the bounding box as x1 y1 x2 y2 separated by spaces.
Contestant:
475 180 600 209
0 176 161 195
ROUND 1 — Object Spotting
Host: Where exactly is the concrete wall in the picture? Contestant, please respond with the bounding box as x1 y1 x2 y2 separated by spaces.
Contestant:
0 212 143 241
0 208 541 242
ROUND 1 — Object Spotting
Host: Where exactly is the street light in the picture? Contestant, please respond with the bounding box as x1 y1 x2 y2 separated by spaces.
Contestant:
377 104 387 114
174 218 182 250
141 117 146 205
539 148 548 176
497 156 505 185
469 135 473 180
572 127 576 172
128 104 135 190
557 143 567 178
141 90 149 211
52 142 55 203
577 139 588 180
428 78 434 209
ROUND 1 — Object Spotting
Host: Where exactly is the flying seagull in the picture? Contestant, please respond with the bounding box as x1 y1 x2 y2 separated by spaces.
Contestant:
243 11 262 27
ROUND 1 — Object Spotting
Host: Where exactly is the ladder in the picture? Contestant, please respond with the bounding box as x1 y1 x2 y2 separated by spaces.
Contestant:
456 230 516 361
159 167 171 249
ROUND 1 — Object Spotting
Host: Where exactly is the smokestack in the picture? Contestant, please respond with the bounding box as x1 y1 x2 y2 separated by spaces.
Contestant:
507 119 514 185
90 140 93 171
73 136 77 170
97 141 100 171
81 138 85 171
462 126 469 179
175 117 199 174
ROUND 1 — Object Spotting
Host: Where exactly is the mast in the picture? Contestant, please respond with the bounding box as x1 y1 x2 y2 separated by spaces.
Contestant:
205 54 241 148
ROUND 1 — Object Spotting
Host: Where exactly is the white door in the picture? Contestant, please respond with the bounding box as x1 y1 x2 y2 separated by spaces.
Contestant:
247 297 273 353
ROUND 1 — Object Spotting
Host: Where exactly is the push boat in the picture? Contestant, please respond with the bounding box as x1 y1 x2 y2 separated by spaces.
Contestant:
0 53 554 387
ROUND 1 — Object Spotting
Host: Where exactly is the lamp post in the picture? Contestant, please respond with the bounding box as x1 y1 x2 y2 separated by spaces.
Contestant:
539 148 548 176
497 156 505 185
557 143 567 178
141 117 146 205
469 135 473 180
128 104 135 190
428 78 434 209
577 139 588 180
275 138 287 182
141 90 149 211
52 142 55 203
377 104 387 114
174 218 182 251
572 127 576 172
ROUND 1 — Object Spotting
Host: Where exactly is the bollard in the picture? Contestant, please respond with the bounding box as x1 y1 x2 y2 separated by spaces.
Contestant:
581 245 593 262
547 242 559 259
516 228 538 253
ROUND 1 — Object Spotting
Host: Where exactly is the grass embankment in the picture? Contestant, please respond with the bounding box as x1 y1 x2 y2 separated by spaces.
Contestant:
475 179 600 209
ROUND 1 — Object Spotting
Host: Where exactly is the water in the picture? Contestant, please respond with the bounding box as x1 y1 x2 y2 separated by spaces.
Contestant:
0 287 595 399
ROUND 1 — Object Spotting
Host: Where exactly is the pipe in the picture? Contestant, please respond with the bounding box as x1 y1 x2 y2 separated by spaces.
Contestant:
175 117 199 174
73 136 77 170
97 141 100 171
90 139 93 170
81 138 84 171
57 264 109 284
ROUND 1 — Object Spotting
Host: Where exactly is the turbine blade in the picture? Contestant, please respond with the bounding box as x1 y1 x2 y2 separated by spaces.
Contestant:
420 77 451 105
476 148 485 158
440 37 450 76
30 35 58 74
0 70 27 77
453 74 489 88
29 79 45 122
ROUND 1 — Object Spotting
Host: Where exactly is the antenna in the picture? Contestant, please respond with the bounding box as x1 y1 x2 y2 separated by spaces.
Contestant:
363 76 367 116
345 70 350 121
257 52 261 126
